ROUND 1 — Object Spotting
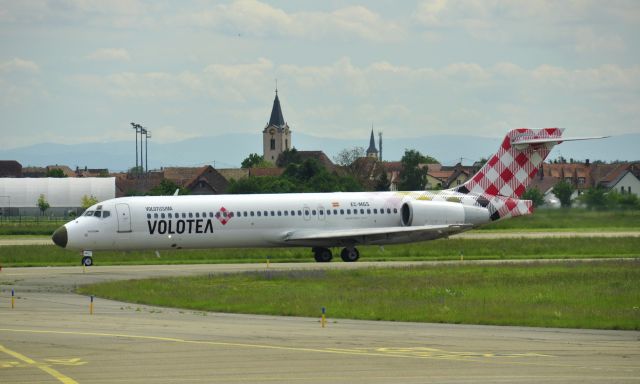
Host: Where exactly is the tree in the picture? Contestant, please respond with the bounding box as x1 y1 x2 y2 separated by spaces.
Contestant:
398 149 430 191
579 187 608 210
46 168 66 178
128 166 144 177
334 147 366 168
241 153 273 169
81 195 99 210
521 187 545 208
552 181 574 208
149 179 188 196
374 170 390 191
37 194 50 216
276 148 302 167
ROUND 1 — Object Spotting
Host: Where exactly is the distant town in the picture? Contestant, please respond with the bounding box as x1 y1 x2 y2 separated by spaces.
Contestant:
1 91 639 217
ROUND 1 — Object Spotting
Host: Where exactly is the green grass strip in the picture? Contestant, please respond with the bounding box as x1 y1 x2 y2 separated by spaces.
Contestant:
1 237 640 267
77 260 640 330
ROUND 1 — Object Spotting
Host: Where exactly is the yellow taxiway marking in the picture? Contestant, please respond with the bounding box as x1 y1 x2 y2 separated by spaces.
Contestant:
0 326 579 371
0 343 78 384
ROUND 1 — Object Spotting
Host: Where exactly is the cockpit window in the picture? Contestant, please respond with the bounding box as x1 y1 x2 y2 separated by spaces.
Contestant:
84 211 94 216
94 211 102 218
103 211 110 218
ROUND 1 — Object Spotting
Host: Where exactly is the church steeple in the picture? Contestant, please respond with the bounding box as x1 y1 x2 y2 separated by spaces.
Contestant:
268 88 286 127
366 128 378 158
263 88 292 162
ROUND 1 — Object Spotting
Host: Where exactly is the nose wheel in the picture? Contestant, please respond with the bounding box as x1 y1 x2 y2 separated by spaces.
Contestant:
81 251 93 267
81 256 93 266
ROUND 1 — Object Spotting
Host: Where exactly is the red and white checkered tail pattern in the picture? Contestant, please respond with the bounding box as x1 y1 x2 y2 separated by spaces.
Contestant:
452 128 562 220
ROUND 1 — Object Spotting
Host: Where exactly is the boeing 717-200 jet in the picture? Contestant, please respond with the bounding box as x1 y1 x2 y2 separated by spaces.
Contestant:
52 128 603 266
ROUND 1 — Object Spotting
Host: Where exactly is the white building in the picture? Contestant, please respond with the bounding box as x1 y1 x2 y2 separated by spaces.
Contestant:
0 177 115 217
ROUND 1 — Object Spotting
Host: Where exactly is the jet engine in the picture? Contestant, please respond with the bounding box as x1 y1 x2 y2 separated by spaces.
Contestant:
400 200 489 227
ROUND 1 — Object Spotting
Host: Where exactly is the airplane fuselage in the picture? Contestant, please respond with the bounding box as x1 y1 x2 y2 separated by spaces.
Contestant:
59 190 490 251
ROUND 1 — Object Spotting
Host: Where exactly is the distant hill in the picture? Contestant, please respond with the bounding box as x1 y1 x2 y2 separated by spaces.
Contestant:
1 132 637 172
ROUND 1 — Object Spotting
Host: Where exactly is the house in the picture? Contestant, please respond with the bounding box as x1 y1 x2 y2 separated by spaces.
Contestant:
46 165 76 177
0 160 22 177
22 166 47 177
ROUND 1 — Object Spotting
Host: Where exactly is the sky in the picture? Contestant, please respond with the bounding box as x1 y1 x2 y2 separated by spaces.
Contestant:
1 0 639 151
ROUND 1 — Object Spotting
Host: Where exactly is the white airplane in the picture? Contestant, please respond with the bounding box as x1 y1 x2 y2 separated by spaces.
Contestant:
52 128 603 266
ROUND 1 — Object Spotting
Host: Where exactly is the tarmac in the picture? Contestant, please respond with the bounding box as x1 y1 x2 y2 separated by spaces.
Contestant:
0 263 639 383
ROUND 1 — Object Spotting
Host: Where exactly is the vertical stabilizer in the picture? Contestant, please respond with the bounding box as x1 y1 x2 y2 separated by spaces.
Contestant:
454 128 563 199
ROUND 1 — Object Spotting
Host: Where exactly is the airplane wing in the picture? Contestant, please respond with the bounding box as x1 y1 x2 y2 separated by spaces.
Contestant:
282 224 473 247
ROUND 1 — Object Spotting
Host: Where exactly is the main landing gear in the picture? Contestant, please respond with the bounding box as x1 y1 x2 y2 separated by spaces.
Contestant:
312 247 360 262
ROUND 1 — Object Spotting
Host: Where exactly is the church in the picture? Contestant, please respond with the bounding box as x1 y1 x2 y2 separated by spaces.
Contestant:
262 89 292 163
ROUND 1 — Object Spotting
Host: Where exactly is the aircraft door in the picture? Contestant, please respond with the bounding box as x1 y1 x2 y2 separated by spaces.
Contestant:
115 203 132 233
303 205 311 221
318 205 325 221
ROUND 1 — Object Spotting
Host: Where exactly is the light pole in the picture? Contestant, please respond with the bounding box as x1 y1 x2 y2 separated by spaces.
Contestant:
145 130 151 174
131 122 140 173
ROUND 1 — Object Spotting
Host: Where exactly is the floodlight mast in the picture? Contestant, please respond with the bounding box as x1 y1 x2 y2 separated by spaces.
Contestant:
131 122 140 173
145 130 151 174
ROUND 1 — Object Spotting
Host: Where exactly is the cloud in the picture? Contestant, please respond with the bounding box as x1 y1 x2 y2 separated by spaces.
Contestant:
177 0 405 42
0 58 40 73
86 48 131 61
412 0 634 53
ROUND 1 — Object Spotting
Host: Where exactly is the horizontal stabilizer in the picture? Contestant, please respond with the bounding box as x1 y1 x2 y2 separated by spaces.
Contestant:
512 135 609 147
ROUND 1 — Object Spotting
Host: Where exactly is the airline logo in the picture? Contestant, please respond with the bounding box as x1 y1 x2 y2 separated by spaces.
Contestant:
216 206 233 225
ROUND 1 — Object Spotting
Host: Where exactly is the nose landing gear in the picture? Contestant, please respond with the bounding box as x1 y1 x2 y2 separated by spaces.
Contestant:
81 251 93 267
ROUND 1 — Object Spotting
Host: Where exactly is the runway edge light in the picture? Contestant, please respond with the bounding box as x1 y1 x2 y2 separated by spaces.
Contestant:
321 307 326 328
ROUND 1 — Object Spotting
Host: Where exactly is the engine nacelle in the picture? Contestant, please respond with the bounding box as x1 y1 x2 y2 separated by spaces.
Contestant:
400 200 490 227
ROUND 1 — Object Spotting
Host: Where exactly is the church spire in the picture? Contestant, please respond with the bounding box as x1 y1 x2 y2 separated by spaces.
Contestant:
268 89 285 128
366 128 378 158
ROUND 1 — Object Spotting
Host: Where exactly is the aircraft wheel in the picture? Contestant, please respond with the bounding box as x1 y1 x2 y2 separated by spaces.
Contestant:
81 256 93 267
340 247 360 262
313 247 333 262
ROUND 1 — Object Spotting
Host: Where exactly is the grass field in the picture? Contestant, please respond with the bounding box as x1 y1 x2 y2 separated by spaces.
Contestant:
77 260 640 330
479 209 640 230
1 236 639 267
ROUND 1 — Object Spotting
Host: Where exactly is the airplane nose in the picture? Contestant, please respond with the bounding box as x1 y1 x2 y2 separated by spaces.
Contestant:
52 226 68 248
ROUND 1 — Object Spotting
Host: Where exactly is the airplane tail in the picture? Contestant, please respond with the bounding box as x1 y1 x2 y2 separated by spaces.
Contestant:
451 128 564 220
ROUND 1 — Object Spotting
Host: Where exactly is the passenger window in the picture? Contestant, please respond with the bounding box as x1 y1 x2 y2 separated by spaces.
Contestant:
202 212 206 217
305 210 310 216
367 209 371 214
94 211 102 218
333 209 338 215
393 208 398 214
277 211 282 216
290 210 295 216
215 212 221 218
284 211 288 216
168 213 173 219
347 209 351 214
257 211 261 217
387 208 391 214
243 212 247 217
196 213 200 218
297 210 302 216
189 213 193 218
103 211 110 218
222 212 227 218
250 211 255 217
264 211 268 216
161 213 165 219
147 213 151 219
360 209 364 214
319 210 324 215
326 210 330 216
340 209 344 215
154 213 159 219
373 209 377 214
